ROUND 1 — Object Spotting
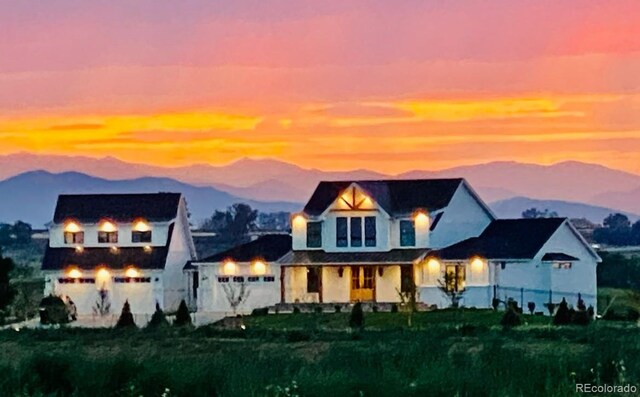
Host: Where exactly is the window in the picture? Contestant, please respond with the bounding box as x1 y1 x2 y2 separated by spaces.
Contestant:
307 267 320 293
58 277 95 284
233 276 245 283
64 231 84 244
263 276 275 282
306 221 322 248
248 276 260 282
114 277 151 283
132 230 152 243
336 217 348 247
192 271 199 299
217 277 230 283
444 265 465 292
400 220 416 247
400 266 413 293
365 217 376 247
98 231 118 243
553 262 572 269
350 217 362 247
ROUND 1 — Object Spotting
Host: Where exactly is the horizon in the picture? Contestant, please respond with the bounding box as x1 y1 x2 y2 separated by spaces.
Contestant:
2 1 640 174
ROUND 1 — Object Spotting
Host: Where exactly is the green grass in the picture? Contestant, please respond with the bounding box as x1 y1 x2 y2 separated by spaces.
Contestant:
0 310 638 397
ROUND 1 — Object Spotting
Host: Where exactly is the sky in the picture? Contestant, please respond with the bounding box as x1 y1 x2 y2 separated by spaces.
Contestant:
1 0 640 174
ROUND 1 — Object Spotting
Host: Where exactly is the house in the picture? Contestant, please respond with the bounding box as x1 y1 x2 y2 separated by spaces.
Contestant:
194 234 291 314
41 193 197 317
276 179 599 311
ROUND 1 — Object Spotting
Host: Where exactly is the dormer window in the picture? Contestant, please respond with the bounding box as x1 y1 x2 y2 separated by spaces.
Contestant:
63 221 84 244
98 221 118 243
132 219 152 243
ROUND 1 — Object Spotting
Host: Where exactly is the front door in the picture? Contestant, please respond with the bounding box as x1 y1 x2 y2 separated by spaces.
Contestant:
350 266 375 302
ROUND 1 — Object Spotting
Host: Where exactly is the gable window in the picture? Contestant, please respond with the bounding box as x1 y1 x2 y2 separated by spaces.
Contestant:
400 220 416 247
365 217 376 247
307 267 320 293
132 230 152 243
64 231 84 244
306 221 322 248
98 231 118 243
336 217 348 247
350 217 362 247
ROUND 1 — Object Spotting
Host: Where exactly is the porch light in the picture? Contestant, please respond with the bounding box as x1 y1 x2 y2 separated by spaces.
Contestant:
413 211 429 227
378 267 384 277
110 246 119 253
223 260 236 275
75 245 84 253
66 267 82 279
99 221 117 232
338 267 344 277
133 220 150 232
292 214 306 228
470 257 485 272
252 260 267 275
64 221 81 233
125 266 140 278
96 267 111 281
427 258 440 271
143 245 152 252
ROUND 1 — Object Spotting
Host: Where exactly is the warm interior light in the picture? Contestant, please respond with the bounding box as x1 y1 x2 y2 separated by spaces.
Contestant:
133 220 150 232
470 257 485 272
64 221 81 233
125 266 140 278
414 211 429 227
96 267 111 281
99 221 117 232
427 258 440 272
292 214 306 228
252 260 267 275
67 267 82 279
223 260 236 275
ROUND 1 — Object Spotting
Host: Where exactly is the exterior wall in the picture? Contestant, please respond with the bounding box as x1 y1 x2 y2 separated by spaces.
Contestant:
49 221 171 248
285 266 320 303
375 265 401 302
322 266 350 302
197 262 280 314
429 184 494 249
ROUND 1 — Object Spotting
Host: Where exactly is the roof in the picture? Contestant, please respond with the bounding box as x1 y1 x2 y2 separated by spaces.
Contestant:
541 252 579 262
432 218 566 260
197 234 293 263
53 193 182 224
279 249 428 265
42 224 175 271
303 179 464 216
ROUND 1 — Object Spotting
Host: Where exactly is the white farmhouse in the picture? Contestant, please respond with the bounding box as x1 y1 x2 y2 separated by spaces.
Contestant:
42 193 197 317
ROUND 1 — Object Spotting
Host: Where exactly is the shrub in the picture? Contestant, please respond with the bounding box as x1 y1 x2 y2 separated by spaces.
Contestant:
292 306 301 314
527 302 536 315
314 305 323 314
372 305 379 313
115 300 136 328
492 298 500 311
251 307 269 316
572 309 590 326
390 303 398 313
38 295 70 325
174 299 192 326
501 302 521 329
349 302 364 330
147 302 169 328
334 305 342 313
553 298 571 326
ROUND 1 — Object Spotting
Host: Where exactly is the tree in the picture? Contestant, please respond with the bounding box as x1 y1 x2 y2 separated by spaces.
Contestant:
222 282 251 315
396 275 419 327
593 213 633 246
0 250 15 314
632 220 640 245
174 299 192 326
0 224 12 247
147 302 169 328
553 298 572 325
200 203 258 244
200 210 232 233
349 302 364 330
522 208 559 219
115 300 136 328
12 221 32 245
501 300 521 329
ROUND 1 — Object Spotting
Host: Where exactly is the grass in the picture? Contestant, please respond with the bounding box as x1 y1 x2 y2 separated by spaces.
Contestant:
0 310 637 397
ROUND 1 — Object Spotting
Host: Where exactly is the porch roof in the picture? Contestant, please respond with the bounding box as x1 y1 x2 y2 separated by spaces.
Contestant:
279 249 428 265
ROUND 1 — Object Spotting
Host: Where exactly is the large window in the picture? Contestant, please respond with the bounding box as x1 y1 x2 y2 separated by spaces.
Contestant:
444 265 465 292
350 217 362 247
132 230 152 243
64 231 84 244
400 266 414 293
306 221 322 248
336 217 348 247
365 217 376 247
98 231 118 243
307 267 320 293
400 220 415 247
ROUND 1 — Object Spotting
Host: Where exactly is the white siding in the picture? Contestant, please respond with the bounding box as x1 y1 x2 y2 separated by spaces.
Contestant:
49 222 171 248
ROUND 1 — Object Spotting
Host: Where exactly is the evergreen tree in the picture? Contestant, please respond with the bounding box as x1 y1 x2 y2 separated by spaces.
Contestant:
0 251 15 313
553 298 572 325
174 299 192 326
349 302 364 330
115 300 136 328
147 302 169 328
501 301 522 329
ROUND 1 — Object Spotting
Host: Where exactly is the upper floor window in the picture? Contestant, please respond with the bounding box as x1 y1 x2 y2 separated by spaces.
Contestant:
350 217 362 247
98 221 118 244
132 231 152 243
336 217 348 247
63 221 84 244
306 221 322 248
365 217 376 247
400 220 415 247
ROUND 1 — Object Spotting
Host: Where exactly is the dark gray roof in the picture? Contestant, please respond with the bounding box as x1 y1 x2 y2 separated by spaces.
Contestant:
432 218 566 260
541 252 579 261
303 179 464 216
197 234 292 263
42 224 174 271
53 193 181 223
279 249 428 265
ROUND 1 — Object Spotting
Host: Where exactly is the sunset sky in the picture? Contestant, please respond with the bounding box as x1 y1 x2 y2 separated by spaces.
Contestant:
2 1 640 174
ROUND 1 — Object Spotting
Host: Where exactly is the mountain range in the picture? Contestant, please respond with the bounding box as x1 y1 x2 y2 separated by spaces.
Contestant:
0 153 639 226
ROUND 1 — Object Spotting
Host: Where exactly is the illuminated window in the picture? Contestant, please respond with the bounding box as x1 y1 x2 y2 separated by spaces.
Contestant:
445 265 465 292
306 221 322 248
132 230 152 243
64 231 84 244
400 220 415 247
553 262 572 269
98 231 118 243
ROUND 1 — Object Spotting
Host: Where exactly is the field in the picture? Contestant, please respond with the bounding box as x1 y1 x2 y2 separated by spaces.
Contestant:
0 310 638 397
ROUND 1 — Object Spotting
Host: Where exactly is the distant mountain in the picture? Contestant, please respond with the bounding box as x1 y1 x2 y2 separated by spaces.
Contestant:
590 186 640 215
0 171 302 227
489 197 640 224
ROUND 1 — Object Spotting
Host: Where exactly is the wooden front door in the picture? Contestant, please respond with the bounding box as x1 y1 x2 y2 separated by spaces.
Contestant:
350 266 375 302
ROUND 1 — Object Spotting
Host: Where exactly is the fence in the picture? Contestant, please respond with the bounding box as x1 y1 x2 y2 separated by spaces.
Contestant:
495 285 596 313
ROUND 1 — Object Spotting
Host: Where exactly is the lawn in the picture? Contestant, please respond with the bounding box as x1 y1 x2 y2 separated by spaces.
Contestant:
0 310 638 397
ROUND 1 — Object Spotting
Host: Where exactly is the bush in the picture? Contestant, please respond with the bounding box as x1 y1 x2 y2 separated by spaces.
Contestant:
390 304 398 313
372 305 379 313
349 302 364 330
501 302 521 329
115 300 136 329
251 307 269 316
174 299 192 326
334 305 341 313
553 298 571 326
147 303 169 328
39 295 70 325
293 306 301 314
527 302 536 315
314 305 323 314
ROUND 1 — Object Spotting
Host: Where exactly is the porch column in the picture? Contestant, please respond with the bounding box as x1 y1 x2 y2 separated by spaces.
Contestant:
280 265 286 303
318 266 323 303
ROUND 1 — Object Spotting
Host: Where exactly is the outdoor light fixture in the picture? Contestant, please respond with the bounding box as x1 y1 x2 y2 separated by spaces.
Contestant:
470 257 484 272
413 210 429 227
292 214 306 228
75 245 84 253
96 267 111 281
64 221 81 233
99 221 117 232
252 260 267 275
378 267 384 277
67 267 82 279
133 219 150 232
427 258 440 271
143 245 152 252
125 266 140 278
338 267 344 277
223 260 236 275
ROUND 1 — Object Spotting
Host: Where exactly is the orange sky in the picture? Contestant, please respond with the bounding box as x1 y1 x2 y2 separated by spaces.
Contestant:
2 1 640 174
